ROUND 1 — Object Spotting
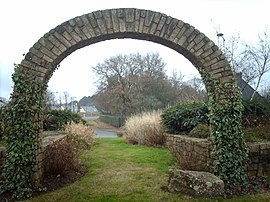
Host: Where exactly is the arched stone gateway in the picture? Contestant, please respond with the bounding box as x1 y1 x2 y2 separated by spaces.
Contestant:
22 8 233 85
5 8 247 196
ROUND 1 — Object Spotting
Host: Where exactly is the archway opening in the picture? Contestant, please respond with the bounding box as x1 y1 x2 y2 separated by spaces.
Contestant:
48 38 202 106
1 8 247 199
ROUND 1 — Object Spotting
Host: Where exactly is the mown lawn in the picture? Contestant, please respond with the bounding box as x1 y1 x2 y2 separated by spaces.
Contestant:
24 138 270 202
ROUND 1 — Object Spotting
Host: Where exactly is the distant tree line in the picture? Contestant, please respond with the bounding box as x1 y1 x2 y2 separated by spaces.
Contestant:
44 91 77 112
91 52 206 116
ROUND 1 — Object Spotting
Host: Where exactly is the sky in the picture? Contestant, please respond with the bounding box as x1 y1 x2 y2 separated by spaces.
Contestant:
0 0 270 101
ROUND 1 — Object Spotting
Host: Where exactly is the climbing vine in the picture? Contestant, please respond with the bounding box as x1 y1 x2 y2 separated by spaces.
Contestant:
0 64 45 199
206 75 248 185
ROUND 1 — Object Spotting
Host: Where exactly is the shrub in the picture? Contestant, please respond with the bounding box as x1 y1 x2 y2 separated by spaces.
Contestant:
186 119 270 142
64 122 96 151
45 122 95 176
162 100 270 139
44 138 80 175
243 128 267 142
124 110 165 147
188 124 210 139
241 100 270 142
242 99 270 116
161 102 209 135
43 110 86 131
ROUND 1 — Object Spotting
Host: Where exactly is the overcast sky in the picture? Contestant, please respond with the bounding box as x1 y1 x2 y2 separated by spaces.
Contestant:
0 0 270 100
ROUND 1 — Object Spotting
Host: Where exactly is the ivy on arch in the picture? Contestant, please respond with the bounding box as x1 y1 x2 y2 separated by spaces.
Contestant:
0 64 45 199
203 71 248 185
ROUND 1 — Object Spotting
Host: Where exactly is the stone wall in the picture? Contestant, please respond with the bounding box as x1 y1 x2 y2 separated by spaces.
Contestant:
166 134 270 177
0 135 67 187
247 142 270 177
166 135 214 172
33 135 67 187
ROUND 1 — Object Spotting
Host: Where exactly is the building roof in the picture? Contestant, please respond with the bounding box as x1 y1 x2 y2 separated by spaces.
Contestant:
235 73 262 100
0 97 7 107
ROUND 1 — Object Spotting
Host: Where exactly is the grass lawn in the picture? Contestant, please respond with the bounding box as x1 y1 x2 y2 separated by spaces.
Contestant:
24 138 270 202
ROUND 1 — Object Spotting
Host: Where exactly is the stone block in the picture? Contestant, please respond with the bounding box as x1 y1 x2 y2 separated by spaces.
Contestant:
265 163 270 171
126 22 135 32
74 26 88 40
156 16 166 31
248 153 260 162
264 171 270 176
260 143 270 150
261 148 270 156
125 8 135 23
96 18 107 34
248 170 257 178
247 143 260 153
119 18 126 32
247 163 259 171
39 46 57 61
168 169 224 197
219 75 234 83
149 23 157 35
29 47 44 60
261 156 270 164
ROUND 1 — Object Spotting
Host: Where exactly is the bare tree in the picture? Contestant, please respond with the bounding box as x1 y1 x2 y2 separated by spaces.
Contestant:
63 91 70 110
92 54 136 115
92 52 180 115
44 90 57 110
260 84 270 99
243 31 270 100
187 76 207 101
212 20 270 98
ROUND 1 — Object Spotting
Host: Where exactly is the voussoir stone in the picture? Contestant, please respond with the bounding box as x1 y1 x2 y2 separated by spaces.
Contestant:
168 169 224 197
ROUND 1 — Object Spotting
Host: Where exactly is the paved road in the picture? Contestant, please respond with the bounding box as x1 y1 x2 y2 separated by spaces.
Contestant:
93 127 118 138
82 115 119 138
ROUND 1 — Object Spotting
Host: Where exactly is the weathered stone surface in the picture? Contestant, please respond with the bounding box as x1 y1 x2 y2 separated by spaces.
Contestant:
166 134 270 178
168 169 224 197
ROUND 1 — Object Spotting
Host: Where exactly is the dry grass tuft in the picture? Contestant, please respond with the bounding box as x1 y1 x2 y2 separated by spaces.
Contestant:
124 110 165 147
45 122 95 176
45 138 79 175
64 122 96 151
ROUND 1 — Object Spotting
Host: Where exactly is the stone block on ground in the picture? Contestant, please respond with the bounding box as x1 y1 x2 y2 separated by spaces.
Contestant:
168 169 224 197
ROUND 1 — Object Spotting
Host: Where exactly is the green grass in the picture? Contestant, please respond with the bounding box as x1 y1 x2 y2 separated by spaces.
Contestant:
24 138 270 202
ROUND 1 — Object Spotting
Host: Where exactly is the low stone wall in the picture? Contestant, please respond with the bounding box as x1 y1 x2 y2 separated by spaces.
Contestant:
166 134 270 178
33 135 67 187
247 142 270 177
166 135 214 173
0 135 67 187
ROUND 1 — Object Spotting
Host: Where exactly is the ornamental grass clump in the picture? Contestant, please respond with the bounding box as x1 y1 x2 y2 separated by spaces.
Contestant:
45 138 79 175
124 110 165 147
45 122 95 178
64 122 96 152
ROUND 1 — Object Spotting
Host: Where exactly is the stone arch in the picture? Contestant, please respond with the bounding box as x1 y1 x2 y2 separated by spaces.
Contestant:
20 8 233 88
11 8 244 188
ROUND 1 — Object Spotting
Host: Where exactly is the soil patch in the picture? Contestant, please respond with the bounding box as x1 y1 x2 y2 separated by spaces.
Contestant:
34 165 87 196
